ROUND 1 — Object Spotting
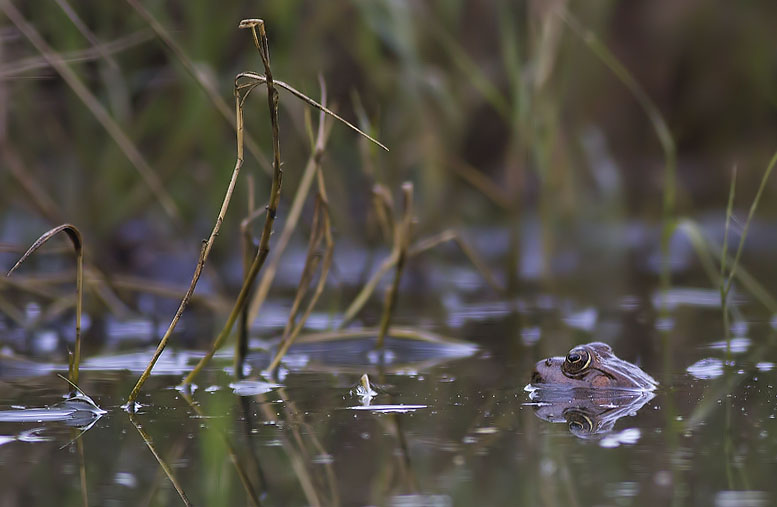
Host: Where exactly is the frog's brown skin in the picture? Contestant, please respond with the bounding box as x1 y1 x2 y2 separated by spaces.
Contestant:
530 342 657 390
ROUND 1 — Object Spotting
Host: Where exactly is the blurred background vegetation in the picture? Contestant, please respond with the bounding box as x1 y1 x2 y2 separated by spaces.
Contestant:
2 0 777 312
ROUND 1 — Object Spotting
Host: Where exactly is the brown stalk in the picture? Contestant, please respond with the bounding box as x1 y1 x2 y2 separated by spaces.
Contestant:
372 184 396 243
126 86 247 404
0 30 153 79
243 80 334 335
266 186 334 372
340 229 503 328
236 176 264 379
3 146 132 318
181 19 283 387
6 224 83 384
377 183 414 348
235 72 388 152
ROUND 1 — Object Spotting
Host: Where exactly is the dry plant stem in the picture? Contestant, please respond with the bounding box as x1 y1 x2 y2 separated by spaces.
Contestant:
372 184 396 242
0 0 181 224
339 229 502 328
54 0 118 69
236 183 263 378
267 177 334 372
377 183 414 348
181 19 283 386
280 202 324 340
295 326 476 346
125 0 272 174
245 80 333 331
265 90 331 373
128 414 193 506
126 92 246 404
236 72 388 152
4 146 131 318
7 224 83 384
449 158 512 210
0 30 153 79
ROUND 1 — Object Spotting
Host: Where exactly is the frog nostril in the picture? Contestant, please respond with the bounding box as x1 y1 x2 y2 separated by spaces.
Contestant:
545 358 553 367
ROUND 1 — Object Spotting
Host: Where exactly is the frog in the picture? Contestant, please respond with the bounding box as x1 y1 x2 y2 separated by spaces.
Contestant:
529 342 657 391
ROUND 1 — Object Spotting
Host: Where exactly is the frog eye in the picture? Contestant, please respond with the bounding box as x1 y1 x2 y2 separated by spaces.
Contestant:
563 347 591 375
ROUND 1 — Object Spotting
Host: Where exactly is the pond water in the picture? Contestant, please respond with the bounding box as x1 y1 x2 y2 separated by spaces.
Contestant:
1 221 777 507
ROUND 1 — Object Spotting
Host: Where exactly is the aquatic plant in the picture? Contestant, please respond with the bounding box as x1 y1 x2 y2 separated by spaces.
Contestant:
6 224 84 384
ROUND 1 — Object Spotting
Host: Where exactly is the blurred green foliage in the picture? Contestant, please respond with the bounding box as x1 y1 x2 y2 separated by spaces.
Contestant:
2 0 777 267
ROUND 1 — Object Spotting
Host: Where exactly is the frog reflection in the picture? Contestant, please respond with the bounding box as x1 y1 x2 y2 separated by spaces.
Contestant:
526 342 657 439
528 388 655 439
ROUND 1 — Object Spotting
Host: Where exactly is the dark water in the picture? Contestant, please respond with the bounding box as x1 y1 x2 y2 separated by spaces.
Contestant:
1 223 777 507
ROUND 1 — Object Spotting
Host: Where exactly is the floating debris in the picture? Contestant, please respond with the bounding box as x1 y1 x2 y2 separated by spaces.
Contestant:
686 358 725 380
346 405 427 413
229 379 281 396
350 374 378 405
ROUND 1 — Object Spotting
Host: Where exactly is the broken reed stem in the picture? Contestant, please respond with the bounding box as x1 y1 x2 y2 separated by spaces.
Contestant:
181 19 283 387
243 75 333 337
6 224 83 385
266 81 333 373
244 119 333 331
377 183 414 348
235 72 388 152
125 90 246 405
